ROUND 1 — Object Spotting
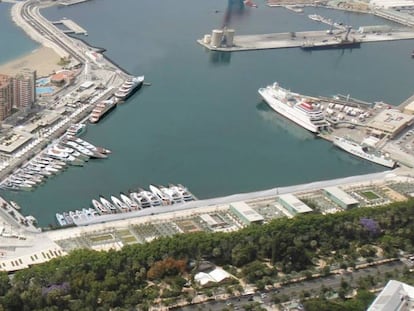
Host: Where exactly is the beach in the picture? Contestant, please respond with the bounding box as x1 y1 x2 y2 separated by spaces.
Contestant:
0 46 62 77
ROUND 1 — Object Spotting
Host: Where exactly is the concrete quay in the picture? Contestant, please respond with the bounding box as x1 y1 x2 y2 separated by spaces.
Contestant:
52 18 88 35
198 29 414 52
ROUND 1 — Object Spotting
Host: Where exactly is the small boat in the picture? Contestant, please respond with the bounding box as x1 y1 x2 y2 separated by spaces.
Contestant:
66 123 86 137
10 200 21 210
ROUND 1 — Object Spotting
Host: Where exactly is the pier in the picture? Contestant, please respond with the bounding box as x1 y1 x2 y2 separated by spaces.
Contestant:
59 0 91 6
52 18 87 35
198 28 414 52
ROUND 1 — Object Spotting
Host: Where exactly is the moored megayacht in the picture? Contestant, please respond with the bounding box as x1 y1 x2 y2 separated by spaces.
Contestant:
333 136 396 168
114 76 144 101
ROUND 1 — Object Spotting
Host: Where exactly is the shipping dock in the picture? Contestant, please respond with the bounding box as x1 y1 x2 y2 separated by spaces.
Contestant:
198 28 414 52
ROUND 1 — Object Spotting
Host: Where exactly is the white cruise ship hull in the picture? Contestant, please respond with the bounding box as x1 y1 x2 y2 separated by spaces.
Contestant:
333 137 396 168
258 87 320 133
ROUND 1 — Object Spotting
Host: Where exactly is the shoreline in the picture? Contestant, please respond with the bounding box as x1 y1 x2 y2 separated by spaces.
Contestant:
0 1 68 77
0 46 63 77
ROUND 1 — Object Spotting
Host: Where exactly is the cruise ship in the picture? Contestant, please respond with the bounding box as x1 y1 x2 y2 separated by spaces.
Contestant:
114 76 144 101
89 99 117 123
258 82 329 133
333 136 396 168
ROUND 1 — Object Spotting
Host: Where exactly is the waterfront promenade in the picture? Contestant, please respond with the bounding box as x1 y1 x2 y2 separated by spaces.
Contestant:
1 167 410 272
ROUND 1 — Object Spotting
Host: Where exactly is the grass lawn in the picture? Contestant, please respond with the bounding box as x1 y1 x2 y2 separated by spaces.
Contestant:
360 191 380 200
89 234 114 243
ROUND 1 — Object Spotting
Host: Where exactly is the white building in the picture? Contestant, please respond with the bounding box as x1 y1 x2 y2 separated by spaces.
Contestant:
368 280 414 310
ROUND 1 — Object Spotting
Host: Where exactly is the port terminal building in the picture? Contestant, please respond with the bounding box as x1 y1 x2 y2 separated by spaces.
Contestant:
229 202 264 225
323 187 359 209
278 194 313 215
366 109 414 138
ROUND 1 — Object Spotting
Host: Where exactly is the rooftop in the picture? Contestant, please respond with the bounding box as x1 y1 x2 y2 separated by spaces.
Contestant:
368 279 414 311
230 201 264 223
324 186 359 206
278 194 313 214
0 132 32 154
367 109 414 135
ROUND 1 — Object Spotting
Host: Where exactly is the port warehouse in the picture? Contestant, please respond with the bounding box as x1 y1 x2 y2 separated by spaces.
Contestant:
229 202 264 225
323 186 359 209
278 194 313 215
2 174 414 272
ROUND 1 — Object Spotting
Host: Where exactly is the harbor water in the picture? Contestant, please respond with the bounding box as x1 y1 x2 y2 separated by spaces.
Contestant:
1 0 414 226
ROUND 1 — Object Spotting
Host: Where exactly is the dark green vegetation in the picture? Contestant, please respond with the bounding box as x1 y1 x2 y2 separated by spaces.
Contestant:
2 200 414 310
57 57 71 67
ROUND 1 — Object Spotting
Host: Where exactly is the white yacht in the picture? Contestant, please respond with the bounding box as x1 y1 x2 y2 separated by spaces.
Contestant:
138 188 162 207
130 191 152 209
160 185 184 204
111 195 130 212
63 140 95 157
120 193 140 210
114 76 144 100
70 137 110 157
100 196 118 213
92 199 110 214
149 184 172 205
56 213 67 226
46 147 81 165
173 184 194 202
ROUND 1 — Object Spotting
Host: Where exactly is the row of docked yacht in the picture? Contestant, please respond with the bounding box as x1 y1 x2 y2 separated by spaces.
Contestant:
55 184 196 226
56 208 100 227
1 156 68 191
1 135 111 191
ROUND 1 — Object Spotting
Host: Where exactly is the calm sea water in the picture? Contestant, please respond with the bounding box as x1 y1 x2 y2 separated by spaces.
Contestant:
1 0 414 226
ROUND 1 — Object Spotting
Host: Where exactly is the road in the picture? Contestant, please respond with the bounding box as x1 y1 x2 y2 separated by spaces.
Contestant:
175 260 405 310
